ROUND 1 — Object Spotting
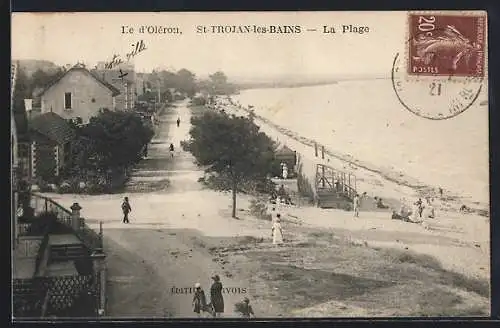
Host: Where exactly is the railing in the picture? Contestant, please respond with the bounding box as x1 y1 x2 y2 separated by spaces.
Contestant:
21 192 103 251
316 164 357 200
33 225 51 277
40 290 51 318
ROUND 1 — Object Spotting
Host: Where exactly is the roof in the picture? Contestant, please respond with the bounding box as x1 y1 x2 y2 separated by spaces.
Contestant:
29 112 76 144
11 61 30 140
92 68 136 86
276 145 296 155
36 64 120 97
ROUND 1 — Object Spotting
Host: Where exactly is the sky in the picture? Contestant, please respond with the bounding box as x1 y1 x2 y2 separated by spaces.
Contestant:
13 12 408 80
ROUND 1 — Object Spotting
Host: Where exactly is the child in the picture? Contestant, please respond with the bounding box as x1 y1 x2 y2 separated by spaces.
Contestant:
192 283 210 318
236 297 255 318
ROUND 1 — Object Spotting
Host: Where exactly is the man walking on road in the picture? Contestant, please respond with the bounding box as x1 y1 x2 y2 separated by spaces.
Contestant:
176 117 181 127
169 143 175 158
122 197 132 223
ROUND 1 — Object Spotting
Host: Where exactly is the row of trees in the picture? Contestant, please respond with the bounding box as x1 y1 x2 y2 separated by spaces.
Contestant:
144 69 237 101
187 111 276 218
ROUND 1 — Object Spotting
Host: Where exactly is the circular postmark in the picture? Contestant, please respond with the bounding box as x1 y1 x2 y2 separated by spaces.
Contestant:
391 52 484 120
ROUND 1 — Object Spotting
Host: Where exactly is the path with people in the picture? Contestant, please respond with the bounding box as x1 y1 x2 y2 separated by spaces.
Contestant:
101 100 257 317
45 100 275 318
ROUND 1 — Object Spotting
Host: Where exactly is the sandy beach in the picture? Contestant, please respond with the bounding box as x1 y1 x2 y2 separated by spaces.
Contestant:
39 98 490 317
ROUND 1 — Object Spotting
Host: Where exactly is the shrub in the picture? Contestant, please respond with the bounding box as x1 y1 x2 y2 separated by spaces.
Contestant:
249 198 272 221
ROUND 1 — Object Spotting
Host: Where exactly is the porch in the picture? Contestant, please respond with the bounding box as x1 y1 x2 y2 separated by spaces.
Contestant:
13 192 107 319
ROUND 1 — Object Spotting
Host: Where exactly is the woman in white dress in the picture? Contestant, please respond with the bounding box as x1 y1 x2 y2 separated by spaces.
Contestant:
272 214 284 245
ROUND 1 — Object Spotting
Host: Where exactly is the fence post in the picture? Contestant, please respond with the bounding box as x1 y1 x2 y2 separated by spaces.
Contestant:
99 221 103 249
314 143 318 157
321 146 325 159
44 198 48 212
70 203 82 231
91 253 107 317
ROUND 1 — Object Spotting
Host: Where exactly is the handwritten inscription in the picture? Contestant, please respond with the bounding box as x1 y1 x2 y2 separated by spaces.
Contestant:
104 40 147 69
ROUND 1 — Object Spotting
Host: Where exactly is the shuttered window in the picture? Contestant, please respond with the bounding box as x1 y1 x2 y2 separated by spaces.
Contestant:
64 92 72 109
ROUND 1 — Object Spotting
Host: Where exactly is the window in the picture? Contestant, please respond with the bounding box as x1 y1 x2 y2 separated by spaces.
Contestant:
64 92 72 109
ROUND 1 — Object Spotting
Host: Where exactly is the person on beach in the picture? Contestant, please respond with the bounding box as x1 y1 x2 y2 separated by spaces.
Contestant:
121 197 131 223
176 117 180 127
376 198 389 209
272 214 284 245
353 194 360 217
415 198 424 218
192 282 209 317
169 143 175 158
210 275 224 318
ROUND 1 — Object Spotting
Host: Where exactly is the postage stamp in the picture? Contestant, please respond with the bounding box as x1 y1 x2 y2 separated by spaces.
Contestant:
393 11 488 120
407 12 486 77
11 11 490 320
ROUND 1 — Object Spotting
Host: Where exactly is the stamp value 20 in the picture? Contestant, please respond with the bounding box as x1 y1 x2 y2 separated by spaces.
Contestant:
408 13 486 77
391 11 487 120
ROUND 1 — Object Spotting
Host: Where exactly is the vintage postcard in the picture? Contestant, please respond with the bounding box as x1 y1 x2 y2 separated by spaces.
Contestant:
11 11 489 319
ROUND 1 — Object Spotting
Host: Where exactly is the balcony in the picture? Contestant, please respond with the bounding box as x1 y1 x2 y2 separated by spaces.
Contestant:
13 192 107 319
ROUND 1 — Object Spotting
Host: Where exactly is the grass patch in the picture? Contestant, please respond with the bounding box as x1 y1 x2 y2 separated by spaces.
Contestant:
235 225 490 316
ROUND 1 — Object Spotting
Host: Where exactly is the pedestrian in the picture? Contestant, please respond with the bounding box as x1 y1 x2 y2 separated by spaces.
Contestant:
169 143 175 158
272 214 284 245
210 275 224 318
121 197 131 223
238 297 255 318
353 194 360 217
192 282 208 318
415 198 423 218
177 117 180 127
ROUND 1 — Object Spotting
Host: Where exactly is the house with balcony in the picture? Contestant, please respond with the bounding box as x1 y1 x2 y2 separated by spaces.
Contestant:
92 62 136 110
36 63 120 124
12 62 107 319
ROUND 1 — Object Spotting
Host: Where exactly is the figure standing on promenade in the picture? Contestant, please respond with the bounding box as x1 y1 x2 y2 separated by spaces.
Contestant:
177 117 180 127
353 194 360 217
169 143 175 158
210 275 224 318
121 197 132 223
282 163 288 179
272 214 284 245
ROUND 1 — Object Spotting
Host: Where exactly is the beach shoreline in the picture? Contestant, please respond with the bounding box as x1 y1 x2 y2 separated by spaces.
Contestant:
219 93 489 216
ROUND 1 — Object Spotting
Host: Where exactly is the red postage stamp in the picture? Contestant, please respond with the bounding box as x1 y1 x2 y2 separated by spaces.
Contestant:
408 13 486 77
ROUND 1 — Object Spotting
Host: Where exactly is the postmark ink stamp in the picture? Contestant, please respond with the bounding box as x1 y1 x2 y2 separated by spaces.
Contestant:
392 11 487 120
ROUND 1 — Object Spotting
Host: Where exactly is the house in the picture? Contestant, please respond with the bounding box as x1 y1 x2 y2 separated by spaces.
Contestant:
29 112 76 182
37 63 120 124
92 62 136 110
12 66 106 320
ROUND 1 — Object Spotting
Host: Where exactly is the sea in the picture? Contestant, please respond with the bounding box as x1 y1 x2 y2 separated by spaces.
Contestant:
232 79 489 206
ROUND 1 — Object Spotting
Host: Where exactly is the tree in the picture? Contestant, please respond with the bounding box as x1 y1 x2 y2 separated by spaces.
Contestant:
188 111 276 218
176 68 197 97
30 68 64 91
71 109 154 179
208 71 237 95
